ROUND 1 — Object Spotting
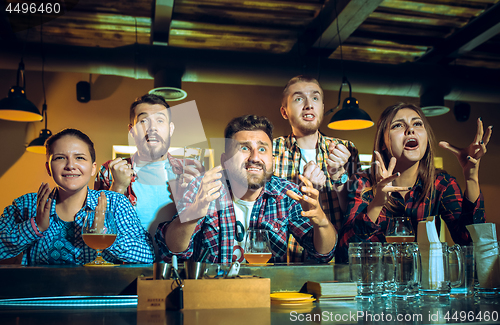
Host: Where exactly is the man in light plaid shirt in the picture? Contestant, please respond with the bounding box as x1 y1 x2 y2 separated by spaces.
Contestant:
273 76 360 262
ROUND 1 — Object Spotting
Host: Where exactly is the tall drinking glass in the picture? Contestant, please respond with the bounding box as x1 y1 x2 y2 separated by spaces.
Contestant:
386 216 415 243
450 245 475 297
385 242 420 299
244 229 272 264
82 210 117 266
385 217 416 298
183 147 204 168
182 147 205 186
418 242 463 301
349 242 396 298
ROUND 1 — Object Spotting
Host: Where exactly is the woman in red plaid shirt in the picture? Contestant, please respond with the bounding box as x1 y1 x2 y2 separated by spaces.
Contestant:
337 103 492 262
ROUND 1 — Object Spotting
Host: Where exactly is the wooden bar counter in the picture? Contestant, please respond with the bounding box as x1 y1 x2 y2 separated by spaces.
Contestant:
0 264 498 325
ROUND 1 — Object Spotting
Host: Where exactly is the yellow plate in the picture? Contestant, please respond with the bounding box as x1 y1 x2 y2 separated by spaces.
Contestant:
270 292 313 301
272 298 315 304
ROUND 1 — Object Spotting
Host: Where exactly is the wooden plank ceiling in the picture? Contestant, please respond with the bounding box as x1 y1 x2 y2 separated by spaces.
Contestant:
5 0 500 69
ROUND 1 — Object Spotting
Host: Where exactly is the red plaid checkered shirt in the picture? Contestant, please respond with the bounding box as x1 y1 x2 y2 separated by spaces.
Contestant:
336 171 485 263
155 175 334 264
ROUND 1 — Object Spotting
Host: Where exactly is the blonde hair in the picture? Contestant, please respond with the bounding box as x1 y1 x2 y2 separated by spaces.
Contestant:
281 75 323 107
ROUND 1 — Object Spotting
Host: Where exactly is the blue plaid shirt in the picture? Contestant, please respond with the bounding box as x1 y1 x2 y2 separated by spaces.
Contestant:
155 175 334 264
0 188 154 265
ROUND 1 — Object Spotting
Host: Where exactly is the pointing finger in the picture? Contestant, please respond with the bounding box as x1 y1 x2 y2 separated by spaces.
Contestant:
298 174 313 188
473 117 484 144
467 156 478 164
483 125 493 146
374 151 385 169
378 172 400 186
286 190 302 202
387 157 397 175
96 192 107 212
382 186 412 193
438 141 460 156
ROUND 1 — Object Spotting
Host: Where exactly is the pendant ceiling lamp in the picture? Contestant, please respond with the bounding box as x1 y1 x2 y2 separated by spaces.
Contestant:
327 76 374 130
323 4 372 131
26 23 53 154
0 60 42 122
26 103 52 154
149 68 187 101
420 88 450 117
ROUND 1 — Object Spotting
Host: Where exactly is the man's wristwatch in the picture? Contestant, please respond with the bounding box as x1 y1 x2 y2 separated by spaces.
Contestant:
333 172 349 185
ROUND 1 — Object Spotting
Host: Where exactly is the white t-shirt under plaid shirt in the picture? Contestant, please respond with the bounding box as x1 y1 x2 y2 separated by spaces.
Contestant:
273 133 359 262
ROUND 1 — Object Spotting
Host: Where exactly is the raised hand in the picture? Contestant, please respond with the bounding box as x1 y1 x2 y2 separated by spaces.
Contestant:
181 159 205 188
108 158 134 194
366 152 410 223
287 175 329 228
179 165 223 223
35 183 53 232
326 143 351 180
439 118 492 180
302 161 326 190
94 192 107 230
373 151 409 200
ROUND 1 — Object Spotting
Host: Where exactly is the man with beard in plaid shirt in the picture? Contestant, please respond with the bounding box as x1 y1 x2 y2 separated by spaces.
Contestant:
156 115 336 264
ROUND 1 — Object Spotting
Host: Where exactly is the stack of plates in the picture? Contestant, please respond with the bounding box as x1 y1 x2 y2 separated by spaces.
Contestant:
270 292 315 306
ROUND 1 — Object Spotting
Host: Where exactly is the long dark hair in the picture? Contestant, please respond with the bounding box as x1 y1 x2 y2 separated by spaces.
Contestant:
369 103 436 210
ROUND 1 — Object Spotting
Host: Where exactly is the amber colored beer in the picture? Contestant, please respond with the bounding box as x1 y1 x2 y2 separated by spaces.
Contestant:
83 234 117 250
244 252 272 264
385 235 415 243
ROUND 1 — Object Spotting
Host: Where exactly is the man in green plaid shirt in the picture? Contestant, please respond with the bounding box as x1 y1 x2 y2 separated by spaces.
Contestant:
273 76 360 262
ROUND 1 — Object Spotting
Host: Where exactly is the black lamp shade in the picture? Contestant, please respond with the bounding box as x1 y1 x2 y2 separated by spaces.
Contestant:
328 97 374 130
0 86 43 122
420 88 450 117
149 69 187 101
26 129 52 154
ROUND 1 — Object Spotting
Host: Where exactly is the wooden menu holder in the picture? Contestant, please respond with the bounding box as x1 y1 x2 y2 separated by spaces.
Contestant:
137 276 270 311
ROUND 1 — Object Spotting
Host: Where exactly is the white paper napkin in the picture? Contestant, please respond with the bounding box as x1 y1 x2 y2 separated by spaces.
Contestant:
417 216 444 289
466 223 500 288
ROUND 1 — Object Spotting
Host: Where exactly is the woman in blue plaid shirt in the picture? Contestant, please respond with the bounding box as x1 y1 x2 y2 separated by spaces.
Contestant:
0 128 154 265
338 103 492 262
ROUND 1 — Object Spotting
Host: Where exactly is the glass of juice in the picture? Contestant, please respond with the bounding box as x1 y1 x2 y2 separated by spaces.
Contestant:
243 229 272 264
385 216 415 243
82 210 117 266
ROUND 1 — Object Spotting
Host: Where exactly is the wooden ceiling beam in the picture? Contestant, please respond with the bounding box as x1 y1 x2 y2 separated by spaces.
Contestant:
291 0 382 57
418 1 500 64
313 0 383 50
152 0 174 45
351 30 442 47
170 20 296 36
174 0 323 12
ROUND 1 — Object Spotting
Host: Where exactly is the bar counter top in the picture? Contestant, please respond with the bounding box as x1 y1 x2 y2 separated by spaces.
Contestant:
0 264 498 325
